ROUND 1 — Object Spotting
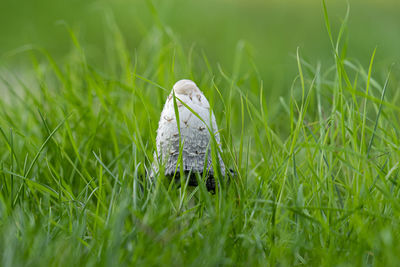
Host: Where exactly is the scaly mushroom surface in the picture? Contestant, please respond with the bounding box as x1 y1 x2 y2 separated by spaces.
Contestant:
151 79 225 191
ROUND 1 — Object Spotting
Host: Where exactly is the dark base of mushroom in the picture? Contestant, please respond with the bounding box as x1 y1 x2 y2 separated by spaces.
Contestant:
167 171 216 193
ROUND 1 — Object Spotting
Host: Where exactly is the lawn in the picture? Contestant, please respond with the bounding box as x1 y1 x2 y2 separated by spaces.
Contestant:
0 0 400 266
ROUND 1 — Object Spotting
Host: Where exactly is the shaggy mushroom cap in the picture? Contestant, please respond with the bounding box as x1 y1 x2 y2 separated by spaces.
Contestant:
151 79 225 190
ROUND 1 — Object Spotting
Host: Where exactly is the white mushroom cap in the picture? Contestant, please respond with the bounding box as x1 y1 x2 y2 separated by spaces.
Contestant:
151 79 225 189
172 79 198 95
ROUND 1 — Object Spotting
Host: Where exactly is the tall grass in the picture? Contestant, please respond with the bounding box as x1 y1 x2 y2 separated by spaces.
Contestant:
0 2 400 266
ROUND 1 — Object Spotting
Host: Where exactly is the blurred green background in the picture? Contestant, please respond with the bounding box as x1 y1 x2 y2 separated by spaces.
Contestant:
1 0 399 91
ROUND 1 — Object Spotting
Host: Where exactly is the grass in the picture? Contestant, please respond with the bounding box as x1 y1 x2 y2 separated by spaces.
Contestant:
1 1 400 266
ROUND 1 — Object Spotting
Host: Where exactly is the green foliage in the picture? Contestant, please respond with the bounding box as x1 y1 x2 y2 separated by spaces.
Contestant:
0 1 400 266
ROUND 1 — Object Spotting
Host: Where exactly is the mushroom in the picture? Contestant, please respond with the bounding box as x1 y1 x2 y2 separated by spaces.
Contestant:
150 79 225 191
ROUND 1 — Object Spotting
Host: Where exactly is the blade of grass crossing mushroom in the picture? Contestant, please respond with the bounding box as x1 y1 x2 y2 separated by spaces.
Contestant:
175 95 225 165
172 90 185 183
